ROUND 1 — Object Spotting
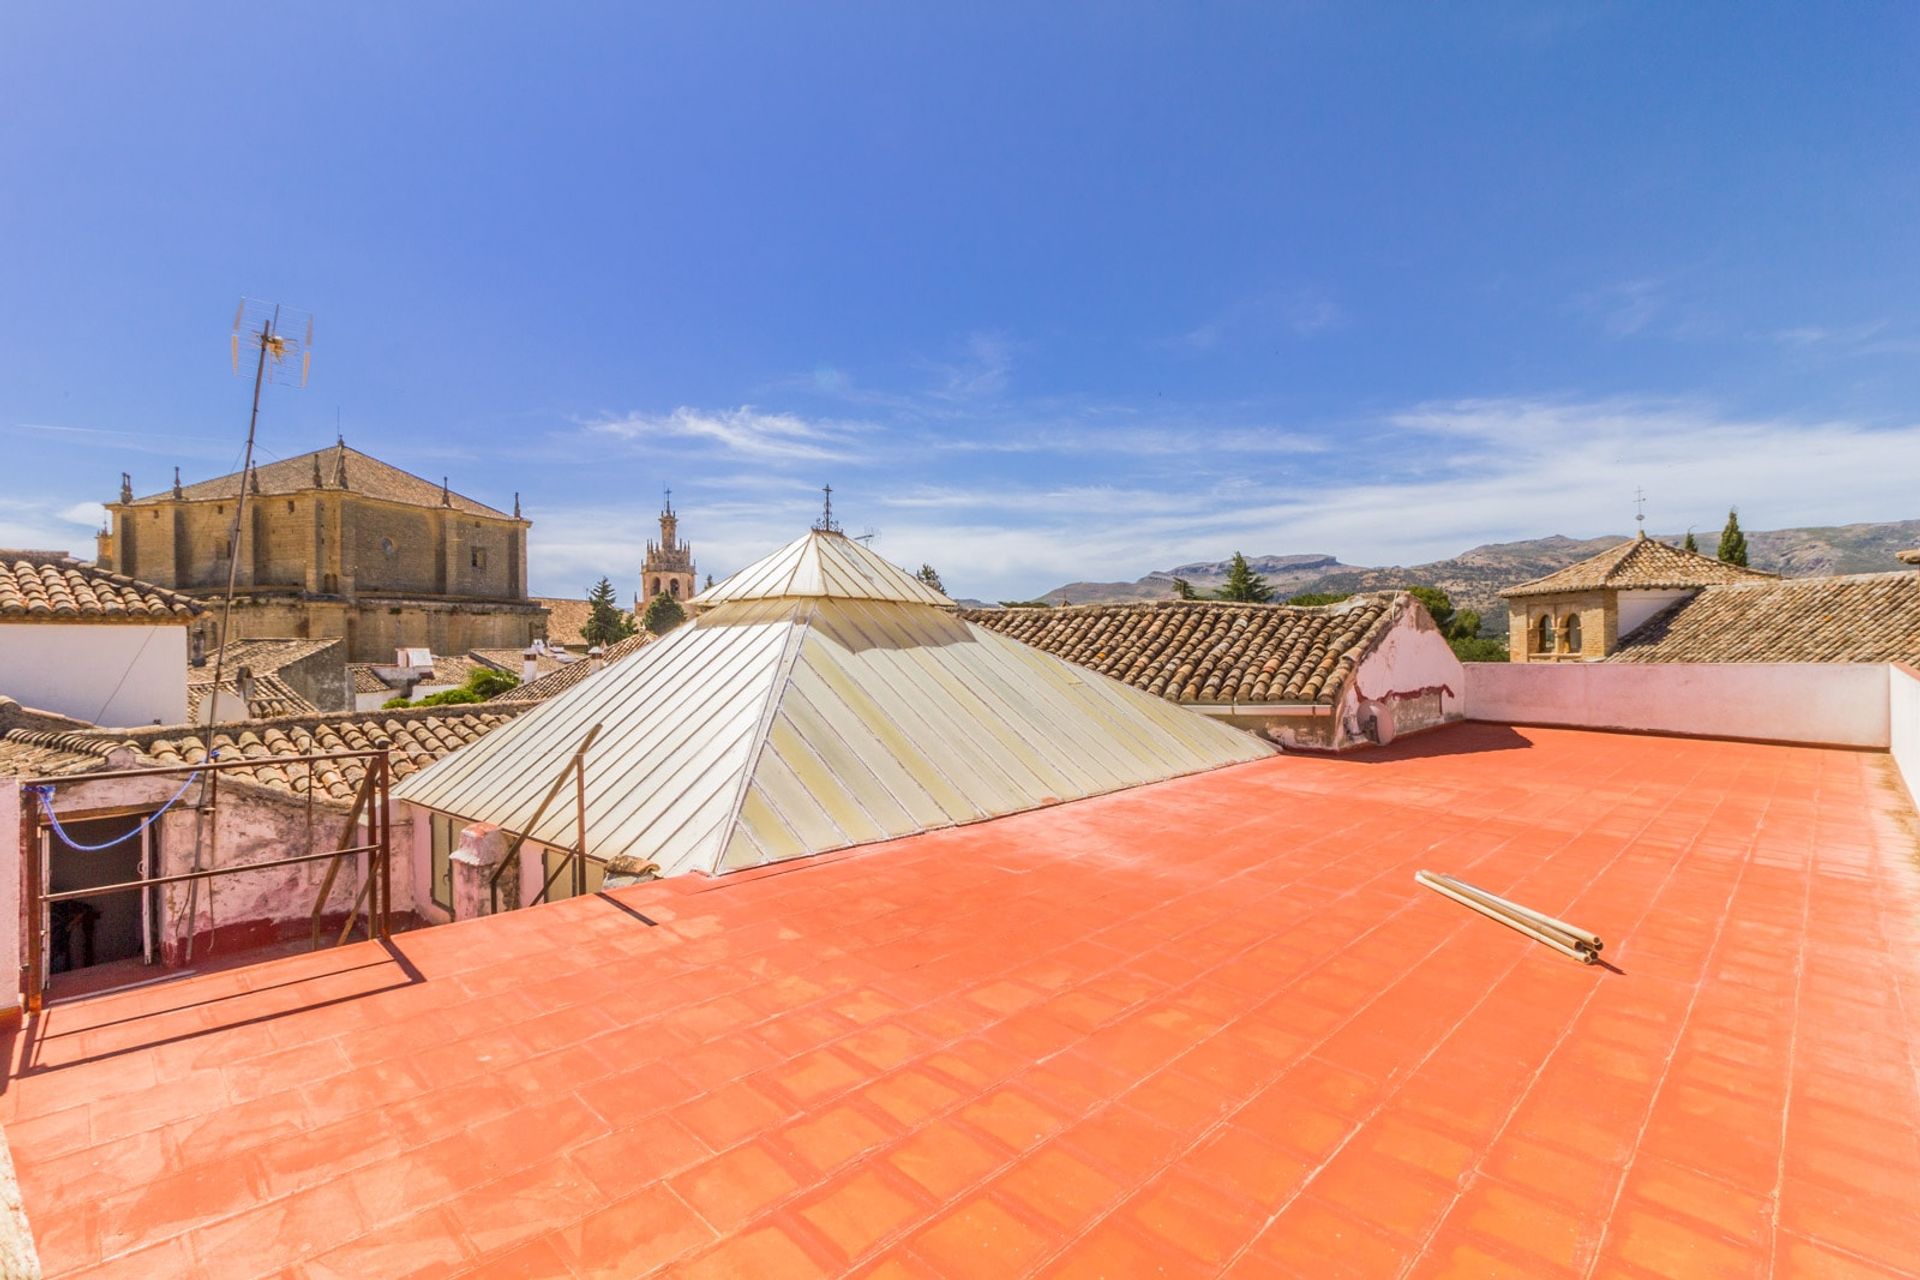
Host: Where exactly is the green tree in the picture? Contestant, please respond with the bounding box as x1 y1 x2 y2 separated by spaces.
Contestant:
1716 509 1749 566
581 577 638 646
915 564 945 594
1286 591 1352 607
705 573 714 589
1682 529 1699 554
642 591 687 635
1214 552 1274 603
1450 635 1509 662
1171 577 1196 600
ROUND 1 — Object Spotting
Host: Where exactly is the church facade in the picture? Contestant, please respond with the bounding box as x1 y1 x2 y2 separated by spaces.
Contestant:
96 441 546 661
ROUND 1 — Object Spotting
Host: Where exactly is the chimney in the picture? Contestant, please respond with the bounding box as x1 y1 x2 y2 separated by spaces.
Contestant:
589 645 605 673
522 646 539 684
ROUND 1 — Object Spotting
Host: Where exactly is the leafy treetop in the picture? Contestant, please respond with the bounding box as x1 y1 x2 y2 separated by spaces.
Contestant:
915 564 945 594
1214 552 1274 603
642 591 687 635
581 577 638 647
1717 508 1749 567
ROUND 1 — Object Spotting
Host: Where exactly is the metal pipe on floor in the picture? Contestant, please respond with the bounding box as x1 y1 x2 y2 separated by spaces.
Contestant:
1426 871 1604 954
1416 871 1598 964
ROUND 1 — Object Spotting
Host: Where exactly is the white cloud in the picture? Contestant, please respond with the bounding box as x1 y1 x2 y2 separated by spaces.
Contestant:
588 406 866 462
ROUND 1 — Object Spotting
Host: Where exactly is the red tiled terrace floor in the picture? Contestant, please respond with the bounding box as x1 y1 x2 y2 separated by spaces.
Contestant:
6 724 1920 1278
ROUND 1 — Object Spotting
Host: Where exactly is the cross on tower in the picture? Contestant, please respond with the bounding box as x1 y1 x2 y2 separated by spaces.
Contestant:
815 484 840 534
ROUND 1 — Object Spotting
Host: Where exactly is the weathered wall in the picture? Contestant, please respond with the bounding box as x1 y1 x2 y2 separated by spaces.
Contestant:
1891 663 1920 807
1465 661 1891 748
0 624 188 727
278 637 352 713
1350 603 1466 740
216 595 543 662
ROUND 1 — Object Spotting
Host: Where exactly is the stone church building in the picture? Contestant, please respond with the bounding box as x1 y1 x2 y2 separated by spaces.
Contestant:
96 441 545 661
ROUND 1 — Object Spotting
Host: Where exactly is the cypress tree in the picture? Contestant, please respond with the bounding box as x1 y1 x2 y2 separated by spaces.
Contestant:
581 577 637 645
1716 509 1749 567
1682 529 1698 554
1215 552 1274 603
915 564 945 594
1171 577 1196 600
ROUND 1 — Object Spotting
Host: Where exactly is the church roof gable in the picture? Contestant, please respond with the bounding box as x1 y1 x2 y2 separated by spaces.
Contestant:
126 445 513 518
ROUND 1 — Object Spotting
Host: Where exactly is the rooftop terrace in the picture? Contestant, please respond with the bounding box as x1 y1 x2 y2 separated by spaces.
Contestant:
4 724 1918 1277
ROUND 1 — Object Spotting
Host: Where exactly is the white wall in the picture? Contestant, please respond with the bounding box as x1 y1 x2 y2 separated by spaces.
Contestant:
0 623 189 727
1891 664 1920 806
1616 589 1694 639
0 783 17 1016
1465 662 1891 748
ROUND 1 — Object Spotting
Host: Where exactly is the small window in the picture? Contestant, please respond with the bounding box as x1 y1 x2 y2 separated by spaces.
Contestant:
1534 614 1555 653
1563 613 1583 654
669 578 680 598
470 547 488 570
213 537 231 560
651 577 662 596
380 537 396 558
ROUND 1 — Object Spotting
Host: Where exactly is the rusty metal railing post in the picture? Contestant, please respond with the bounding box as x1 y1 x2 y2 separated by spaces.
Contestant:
21 785 43 1016
377 746 392 941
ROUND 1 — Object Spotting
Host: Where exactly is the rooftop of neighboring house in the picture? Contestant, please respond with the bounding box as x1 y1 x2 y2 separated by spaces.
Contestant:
492 630 653 703
184 637 344 720
1501 532 1777 598
960 594 1404 706
534 596 634 647
470 644 577 679
0 550 203 622
5 724 1915 1276
121 442 516 519
1610 570 1920 664
0 702 524 799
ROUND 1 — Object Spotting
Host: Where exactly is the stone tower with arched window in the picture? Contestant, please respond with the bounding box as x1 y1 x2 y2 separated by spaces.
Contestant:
641 491 697 606
1500 531 1774 662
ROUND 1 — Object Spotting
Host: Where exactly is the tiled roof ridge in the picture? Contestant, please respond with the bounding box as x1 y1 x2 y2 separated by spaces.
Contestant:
492 630 653 703
1610 568 1920 664
1503 535 1777 597
123 445 513 519
185 637 339 682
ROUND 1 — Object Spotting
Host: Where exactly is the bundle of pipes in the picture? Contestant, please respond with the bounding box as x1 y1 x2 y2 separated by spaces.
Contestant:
1416 869 1605 965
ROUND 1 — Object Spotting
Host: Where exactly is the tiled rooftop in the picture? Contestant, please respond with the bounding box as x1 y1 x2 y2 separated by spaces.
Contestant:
1611 570 1920 665
1503 535 1776 598
125 445 513 519
0 551 203 622
186 638 344 720
493 631 652 703
6 724 1917 1277
961 596 1398 706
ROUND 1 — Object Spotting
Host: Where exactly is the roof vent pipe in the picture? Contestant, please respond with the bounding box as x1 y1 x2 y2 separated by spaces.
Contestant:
522 647 539 684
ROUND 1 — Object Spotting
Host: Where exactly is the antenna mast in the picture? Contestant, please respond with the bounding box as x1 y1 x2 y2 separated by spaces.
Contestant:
186 298 312 962
1634 487 1647 537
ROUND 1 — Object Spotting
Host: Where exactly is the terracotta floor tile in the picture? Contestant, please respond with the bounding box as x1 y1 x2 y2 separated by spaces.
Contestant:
6 727 1919 1279
552 1185 716 1279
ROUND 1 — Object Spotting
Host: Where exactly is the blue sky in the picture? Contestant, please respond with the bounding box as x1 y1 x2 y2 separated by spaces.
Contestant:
3 4 1917 602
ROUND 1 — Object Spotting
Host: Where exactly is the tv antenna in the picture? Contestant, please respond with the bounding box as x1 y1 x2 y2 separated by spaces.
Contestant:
854 525 880 545
187 298 314 964
1633 486 1646 535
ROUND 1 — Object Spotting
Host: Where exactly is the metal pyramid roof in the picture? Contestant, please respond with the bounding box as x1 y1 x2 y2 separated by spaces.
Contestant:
393 593 1271 879
690 529 952 607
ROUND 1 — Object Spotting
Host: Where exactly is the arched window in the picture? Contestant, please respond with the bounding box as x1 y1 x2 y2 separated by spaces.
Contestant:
669 579 680 598
1534 614 1555 654
651 577 662 596
1563 613 1583 654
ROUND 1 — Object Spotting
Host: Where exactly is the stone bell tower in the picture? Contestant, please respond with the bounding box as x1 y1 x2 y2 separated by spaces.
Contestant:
641 488 697 604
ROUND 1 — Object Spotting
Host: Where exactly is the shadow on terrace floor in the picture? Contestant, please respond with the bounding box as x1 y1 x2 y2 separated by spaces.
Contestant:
1308 720 1535 764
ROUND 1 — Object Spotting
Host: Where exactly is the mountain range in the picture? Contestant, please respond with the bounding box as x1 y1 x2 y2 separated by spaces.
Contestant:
1031 519 1920 630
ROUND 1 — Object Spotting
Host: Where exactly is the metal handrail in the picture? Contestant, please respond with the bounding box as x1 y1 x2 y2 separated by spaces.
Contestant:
488 723 602 915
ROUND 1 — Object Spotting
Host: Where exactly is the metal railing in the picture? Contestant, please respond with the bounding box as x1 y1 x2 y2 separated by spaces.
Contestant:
19 745 392 1013
488 722 601 915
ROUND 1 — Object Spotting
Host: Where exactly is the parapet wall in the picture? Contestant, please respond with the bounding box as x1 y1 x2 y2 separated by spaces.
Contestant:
1892 664 1920 805
1463 661 1891 749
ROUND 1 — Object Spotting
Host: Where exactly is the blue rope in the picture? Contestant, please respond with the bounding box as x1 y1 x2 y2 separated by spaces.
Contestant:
30 751 218 852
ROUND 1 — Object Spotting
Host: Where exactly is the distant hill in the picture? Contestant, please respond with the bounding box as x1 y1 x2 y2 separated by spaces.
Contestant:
1035 519 1920 631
